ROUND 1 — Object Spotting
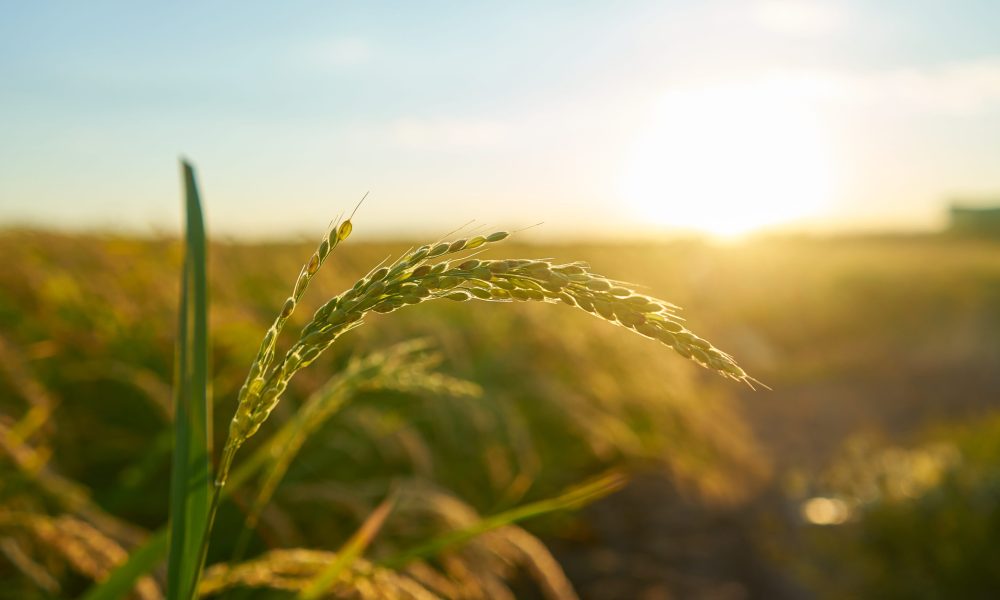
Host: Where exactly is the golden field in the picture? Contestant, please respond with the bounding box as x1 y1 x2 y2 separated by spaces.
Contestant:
2 229 1000 599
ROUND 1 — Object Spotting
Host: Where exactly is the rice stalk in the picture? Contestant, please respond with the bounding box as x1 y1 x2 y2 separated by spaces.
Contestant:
185 213 753 597
247 341 477 523
217 225 753 489
0 511 162 600
231 341 480 561
230 200 361 455
199 548 438 599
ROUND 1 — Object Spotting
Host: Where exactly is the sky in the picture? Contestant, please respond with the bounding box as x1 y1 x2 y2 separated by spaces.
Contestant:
2 0 1000 239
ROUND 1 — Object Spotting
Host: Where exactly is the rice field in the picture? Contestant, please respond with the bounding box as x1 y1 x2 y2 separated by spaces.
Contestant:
2 218 1000 598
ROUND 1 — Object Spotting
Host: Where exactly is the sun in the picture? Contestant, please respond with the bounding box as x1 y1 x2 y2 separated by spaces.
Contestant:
620 78 836 238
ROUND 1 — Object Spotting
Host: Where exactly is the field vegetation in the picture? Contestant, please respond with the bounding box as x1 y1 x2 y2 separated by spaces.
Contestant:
2 209 999 597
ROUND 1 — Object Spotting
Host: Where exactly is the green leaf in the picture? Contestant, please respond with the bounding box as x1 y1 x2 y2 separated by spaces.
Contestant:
165 160 213 600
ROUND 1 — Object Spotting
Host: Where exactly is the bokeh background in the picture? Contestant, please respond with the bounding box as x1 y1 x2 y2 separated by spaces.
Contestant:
3 2 1000 598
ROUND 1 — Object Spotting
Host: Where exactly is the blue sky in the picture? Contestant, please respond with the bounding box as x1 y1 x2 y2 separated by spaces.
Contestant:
2 1 1000 238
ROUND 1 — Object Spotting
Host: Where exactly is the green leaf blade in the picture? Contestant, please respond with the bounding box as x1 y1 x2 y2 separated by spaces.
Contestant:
166 160 213 600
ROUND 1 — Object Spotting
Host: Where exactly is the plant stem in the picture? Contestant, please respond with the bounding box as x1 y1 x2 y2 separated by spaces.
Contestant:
186 484 222 600
185 441 240 600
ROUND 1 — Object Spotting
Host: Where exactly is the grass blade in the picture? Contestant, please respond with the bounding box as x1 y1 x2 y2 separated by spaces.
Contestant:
166 160 213 600
298 492 398 600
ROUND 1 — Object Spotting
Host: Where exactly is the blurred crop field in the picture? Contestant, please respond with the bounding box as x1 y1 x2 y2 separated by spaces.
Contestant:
2 229 1000 599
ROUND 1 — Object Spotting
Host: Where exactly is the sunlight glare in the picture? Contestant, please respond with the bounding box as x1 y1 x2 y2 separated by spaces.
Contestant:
620 78 836 238
801 497 850 525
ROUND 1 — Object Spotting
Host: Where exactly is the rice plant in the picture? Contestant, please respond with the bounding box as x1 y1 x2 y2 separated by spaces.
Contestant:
216 200 751 493
0 160 753 599
139 160 753 600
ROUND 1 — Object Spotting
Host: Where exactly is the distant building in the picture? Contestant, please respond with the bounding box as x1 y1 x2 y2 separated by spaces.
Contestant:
949 203 1000 236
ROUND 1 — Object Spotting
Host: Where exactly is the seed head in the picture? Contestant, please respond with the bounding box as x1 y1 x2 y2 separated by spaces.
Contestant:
659 319 683 333
224 228 755 492
469 287 492 300
293 271 309 298
593 300 615 320
486 231 509 242
261 329 276 350
337 220 353 241
314 298 338 321
306 253 321 275
555 265 586 275
654 329 677 347
438 276 460 289
411 265 432 278
411 245 431 261
279 298 295 318
691 347 711 366
624 296 661 313
617 311 645 327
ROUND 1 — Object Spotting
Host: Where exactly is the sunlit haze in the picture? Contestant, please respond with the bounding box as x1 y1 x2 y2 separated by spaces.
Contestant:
621 77 836 237
2 1 1000 239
